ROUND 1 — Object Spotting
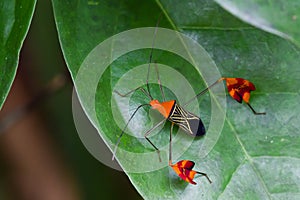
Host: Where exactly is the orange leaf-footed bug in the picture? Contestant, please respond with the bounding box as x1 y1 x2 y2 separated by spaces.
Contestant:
112 16 265 185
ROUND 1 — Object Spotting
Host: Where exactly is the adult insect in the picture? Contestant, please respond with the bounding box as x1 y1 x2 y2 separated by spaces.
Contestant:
111 17 213 185
112 63 209 162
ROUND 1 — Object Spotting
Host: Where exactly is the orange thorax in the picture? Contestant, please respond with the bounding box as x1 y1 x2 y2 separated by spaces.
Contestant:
149 99 175 118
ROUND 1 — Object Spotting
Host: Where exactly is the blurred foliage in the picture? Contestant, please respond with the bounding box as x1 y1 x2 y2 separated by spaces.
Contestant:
0 0 36 109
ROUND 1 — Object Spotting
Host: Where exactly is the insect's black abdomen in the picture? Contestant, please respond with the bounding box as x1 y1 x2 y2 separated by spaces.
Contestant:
188 117 206 136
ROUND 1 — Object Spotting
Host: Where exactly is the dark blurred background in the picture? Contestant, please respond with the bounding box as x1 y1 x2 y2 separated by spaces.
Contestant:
0 1 141 199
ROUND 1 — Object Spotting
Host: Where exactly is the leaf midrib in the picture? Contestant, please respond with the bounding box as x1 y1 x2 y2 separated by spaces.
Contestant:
223 118 272 199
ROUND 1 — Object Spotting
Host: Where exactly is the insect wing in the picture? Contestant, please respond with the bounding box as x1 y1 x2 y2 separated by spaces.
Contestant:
168 103 205 136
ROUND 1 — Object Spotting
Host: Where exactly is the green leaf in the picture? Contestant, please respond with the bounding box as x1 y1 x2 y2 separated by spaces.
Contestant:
214 0 300 47
0 0 36 109
53 0 300 199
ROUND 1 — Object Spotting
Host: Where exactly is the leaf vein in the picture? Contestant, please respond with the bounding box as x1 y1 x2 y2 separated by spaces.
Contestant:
225 118 272 199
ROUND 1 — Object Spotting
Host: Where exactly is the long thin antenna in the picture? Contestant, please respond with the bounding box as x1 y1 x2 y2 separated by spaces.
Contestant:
112 103 150 160
154 62 166 101
114 87 152 100
146 13 163 100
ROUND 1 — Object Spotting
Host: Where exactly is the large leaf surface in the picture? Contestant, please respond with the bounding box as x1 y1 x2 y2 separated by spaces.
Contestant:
214 0 300 47
0 0 36 109
53 0 300 199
